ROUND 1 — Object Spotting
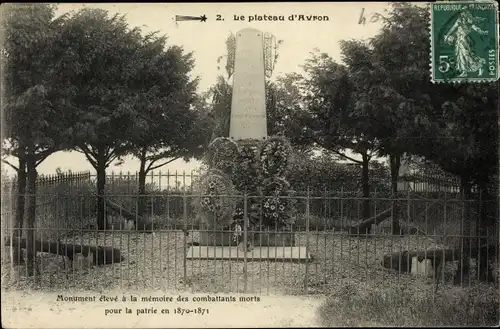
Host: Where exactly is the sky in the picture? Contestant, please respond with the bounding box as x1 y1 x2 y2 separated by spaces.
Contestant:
4 2 397 177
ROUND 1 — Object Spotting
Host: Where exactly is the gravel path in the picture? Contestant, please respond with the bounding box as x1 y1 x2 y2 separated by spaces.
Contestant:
3 230 448 293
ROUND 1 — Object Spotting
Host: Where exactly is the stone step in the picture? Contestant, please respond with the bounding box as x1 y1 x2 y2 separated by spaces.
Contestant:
186 246 311 262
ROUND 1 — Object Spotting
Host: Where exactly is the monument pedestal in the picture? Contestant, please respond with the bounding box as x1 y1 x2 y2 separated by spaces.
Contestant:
199 231 238 246
253 231 295 247
197 230 296 247
189 229 308 261
186 246 311 262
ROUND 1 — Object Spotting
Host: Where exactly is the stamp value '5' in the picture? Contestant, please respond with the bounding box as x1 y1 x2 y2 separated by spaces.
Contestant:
430 1 499 83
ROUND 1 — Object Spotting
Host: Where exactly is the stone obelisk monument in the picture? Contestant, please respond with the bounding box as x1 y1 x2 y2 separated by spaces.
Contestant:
229 28 268 140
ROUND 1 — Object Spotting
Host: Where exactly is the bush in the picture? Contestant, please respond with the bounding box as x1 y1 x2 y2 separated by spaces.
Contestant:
294 214 331 230
79 176 192 220
288 154 392 195
319 282 499 327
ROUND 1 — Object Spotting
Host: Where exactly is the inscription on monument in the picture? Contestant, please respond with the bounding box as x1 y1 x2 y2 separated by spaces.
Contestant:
229 28 268 140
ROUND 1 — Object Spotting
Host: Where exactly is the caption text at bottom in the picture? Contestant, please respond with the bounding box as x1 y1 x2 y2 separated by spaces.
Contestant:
57 294 262 316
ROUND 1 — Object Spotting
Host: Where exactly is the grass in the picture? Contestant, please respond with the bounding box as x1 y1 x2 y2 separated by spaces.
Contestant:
318 281 499 326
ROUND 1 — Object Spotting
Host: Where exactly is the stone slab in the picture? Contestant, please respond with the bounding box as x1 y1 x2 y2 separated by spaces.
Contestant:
229 28 268 140
197 230 296 247
186 246 311 262
411 257 434 278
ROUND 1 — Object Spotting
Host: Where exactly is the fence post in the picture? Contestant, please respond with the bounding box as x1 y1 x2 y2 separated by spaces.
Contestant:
10 179 16 219
183 185 188 289
459 186 465 287
406 189 411 230
243 193 248 293
166 170 170 219
304 188 310 294
442 190 448 286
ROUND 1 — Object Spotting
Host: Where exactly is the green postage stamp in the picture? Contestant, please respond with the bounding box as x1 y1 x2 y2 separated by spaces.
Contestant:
430 1 499 83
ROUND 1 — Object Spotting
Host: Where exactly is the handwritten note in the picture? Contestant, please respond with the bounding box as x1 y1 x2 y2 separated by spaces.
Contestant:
358 7 388 25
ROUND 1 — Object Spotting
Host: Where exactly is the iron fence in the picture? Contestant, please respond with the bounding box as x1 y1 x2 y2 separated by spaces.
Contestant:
402 172 463 193
2 171 92 192
1 171 93 235
1 192 498 298
1 169 469 225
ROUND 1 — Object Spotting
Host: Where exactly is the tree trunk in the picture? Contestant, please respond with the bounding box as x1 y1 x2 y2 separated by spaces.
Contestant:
361 152 371 221
476 182 498 282
25 151 38 277
349 208 392 235
390 154 402 235
137 148 147 218
453 177 472 285
96 145 107 230
13 158 27 265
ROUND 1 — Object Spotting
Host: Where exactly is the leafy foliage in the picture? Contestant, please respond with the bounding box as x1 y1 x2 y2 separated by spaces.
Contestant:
199 135 297 229
3 4 73 167
127 35 203 173
207 76 233 140
266 74 314 153
366 3 497 190
60 9 145 168
2 3 77 272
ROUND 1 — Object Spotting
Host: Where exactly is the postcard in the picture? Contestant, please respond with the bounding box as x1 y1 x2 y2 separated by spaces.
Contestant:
1 1 499 327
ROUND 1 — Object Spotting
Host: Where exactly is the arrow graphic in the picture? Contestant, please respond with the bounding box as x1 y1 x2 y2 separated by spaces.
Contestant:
175 15 207 23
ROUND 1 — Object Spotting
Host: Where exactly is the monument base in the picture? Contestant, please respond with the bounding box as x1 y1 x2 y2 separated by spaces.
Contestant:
199 231 238 246
198 230 296 247
186 246 311 262
252 231 295 247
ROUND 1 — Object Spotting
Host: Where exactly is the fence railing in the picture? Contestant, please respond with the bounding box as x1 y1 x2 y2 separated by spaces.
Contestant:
1 171 92 233
2 190 486 231
1 192 498 296
402 172 463 193
1 170 468 206
2 171 92 190
99 171 466 194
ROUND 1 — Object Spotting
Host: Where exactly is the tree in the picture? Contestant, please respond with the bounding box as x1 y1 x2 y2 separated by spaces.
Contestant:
59 9 148 229
208 75 233 141
419 82 497 283
266 74 315 155
125 33 205 217
3 4 73 273
368 3 498 281
300 44 382 225
342 3 432 234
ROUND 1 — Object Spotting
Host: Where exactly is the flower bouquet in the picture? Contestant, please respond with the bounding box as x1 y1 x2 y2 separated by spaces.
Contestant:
261 177 296 228
233 139 263 193
194 169 236 229
206 137 239 174
260 136 293 178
